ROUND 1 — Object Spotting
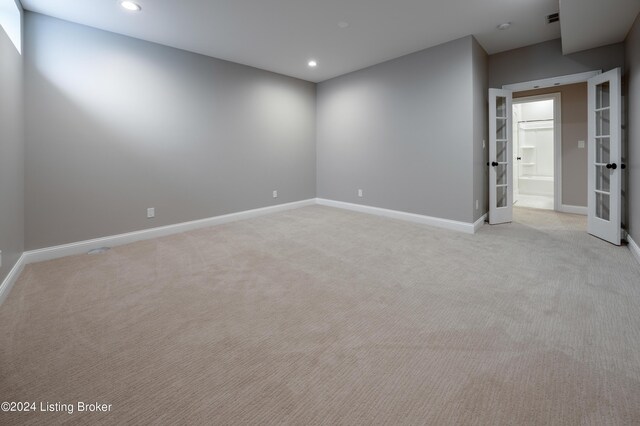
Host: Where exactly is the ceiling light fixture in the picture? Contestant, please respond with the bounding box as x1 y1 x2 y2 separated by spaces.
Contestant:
308 60 317 68
497 22 511 30
121 1 142 12
338 21 349 29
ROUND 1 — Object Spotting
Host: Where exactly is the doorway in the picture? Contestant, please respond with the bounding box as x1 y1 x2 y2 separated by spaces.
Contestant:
490 69 623 245
511 94 561 211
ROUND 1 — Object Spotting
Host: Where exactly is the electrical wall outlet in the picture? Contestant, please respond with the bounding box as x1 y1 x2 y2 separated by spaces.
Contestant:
578 140 585 149
147 207 155 218
357 189 363 197
273 190 278 198
476 199 479 210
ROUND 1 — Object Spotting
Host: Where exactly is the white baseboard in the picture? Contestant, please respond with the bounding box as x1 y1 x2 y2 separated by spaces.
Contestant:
474 213 488 232
3 196 636 304
628 235 640 266
559 204 587 215
20 198 480 267
2 199 313 305
316 198 478 234
0 253 27 305
22 199 316 265
0 198 483 304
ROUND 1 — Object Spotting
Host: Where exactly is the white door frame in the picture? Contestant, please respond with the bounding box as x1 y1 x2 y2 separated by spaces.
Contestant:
503 70 603 216
502 70 601 92
512 93 562 212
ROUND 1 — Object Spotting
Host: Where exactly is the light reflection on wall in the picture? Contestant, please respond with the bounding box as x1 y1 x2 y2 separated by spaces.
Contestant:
0 0 21 54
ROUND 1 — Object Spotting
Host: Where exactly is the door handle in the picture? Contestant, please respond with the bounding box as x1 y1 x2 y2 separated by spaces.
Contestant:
491 161 499 167
516 157 522 160
606 163 617 170
621 163 626 170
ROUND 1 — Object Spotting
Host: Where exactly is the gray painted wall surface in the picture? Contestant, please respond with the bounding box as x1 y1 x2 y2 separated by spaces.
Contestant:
626 14 640 243
24 13 316 250
472 38 489 221
0 8 24 284
489 39 625 88
514 83 588 207
317 36 476 223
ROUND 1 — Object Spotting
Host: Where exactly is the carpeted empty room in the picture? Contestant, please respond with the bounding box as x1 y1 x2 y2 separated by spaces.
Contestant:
2 206 640 424
3 0 640 425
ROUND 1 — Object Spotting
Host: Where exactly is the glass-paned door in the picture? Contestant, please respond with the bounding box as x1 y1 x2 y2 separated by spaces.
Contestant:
489 89 513 224
587 68 621 245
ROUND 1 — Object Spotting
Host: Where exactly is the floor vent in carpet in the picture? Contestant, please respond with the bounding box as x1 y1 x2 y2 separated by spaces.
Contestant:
87 247 111 255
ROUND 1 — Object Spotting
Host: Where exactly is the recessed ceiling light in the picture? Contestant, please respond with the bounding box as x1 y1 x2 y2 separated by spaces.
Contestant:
497 22 511 30
121 1 141 12
338 21 349 29
308 60 317 68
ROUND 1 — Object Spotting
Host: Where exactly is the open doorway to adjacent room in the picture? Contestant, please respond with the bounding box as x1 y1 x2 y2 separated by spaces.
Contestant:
511 94 561 211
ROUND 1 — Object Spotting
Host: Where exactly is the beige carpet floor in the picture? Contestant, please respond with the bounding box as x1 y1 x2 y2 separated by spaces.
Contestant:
1 206 640 425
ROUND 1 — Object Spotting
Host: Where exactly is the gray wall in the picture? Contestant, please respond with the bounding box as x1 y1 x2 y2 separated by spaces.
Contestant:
514 83 588 207
24 13 316 250
472 38 489 221
489 39 625 88
317 36 477 223
627 14 640 244
0 4 24 284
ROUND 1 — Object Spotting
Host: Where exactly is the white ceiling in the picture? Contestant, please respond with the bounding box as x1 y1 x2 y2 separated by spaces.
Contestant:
17 0 637 83
560 0 640 54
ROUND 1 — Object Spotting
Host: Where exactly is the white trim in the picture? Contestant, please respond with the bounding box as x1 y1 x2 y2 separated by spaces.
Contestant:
2 196 632 306
1 197 482 303
559 204 588 215
22 199 315 264
0 253 26 305
474 214 488 232
628 235 640 266
512 92 562 212
23 197 482 266
502 70 602 92
316 198 478 234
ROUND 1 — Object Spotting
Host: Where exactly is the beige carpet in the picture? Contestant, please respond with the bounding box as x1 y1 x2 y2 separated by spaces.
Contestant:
1 206 640 425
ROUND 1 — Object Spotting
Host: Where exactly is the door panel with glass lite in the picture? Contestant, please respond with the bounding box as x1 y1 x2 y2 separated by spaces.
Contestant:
587 69 621 245
489 89 512 224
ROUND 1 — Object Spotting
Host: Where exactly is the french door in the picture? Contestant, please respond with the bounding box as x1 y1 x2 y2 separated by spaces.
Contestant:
587 68 622 245
489 89 513 224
